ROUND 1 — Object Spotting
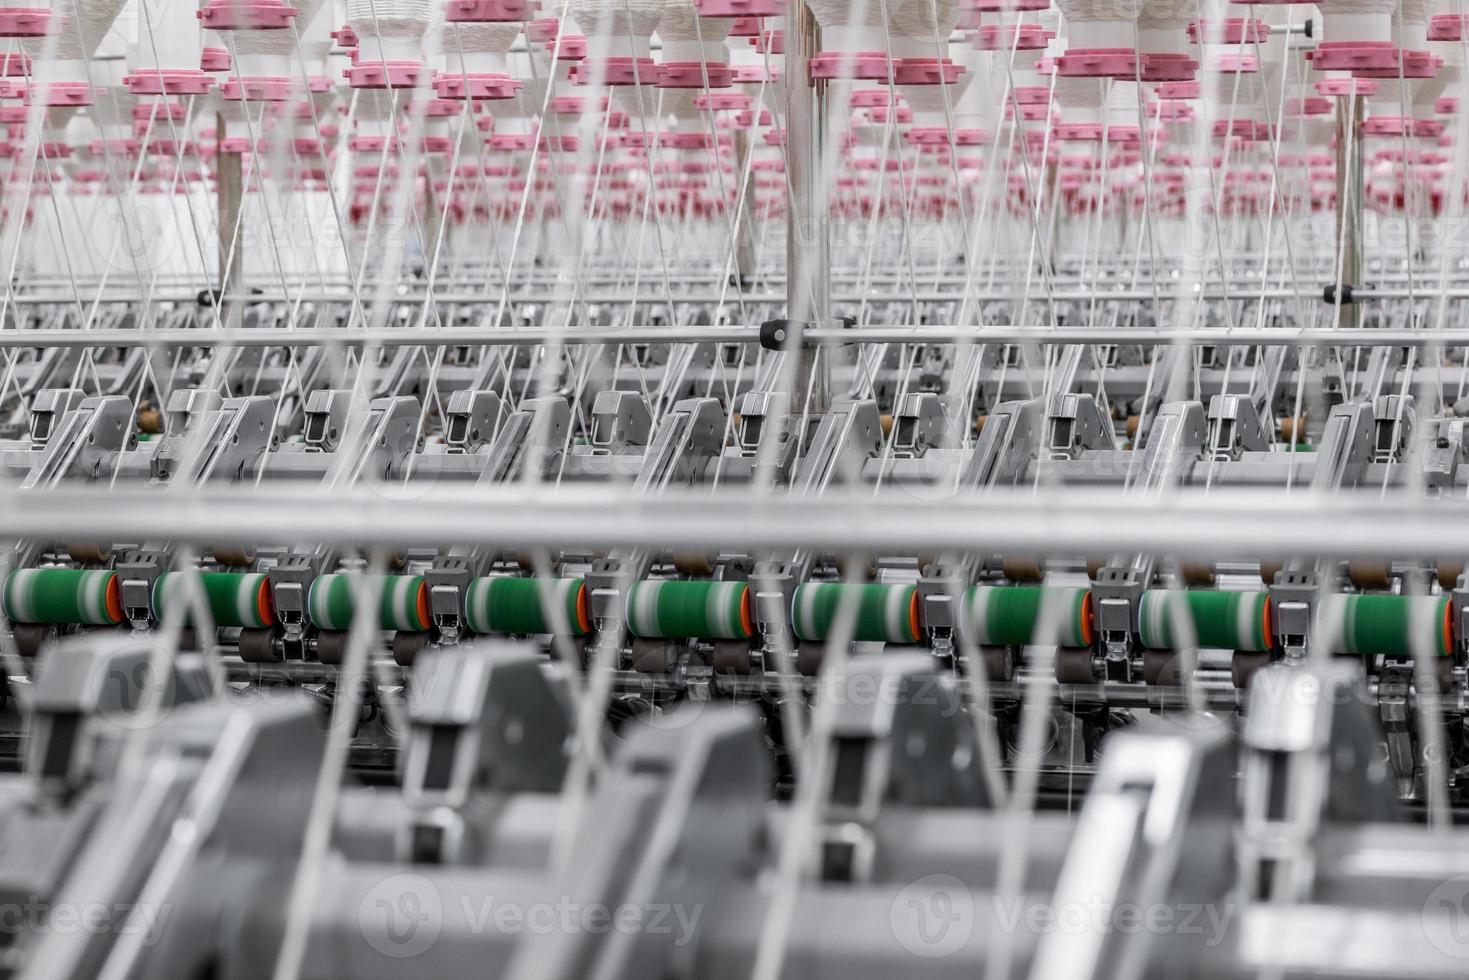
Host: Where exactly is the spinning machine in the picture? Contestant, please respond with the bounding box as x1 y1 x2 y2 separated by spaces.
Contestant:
0 0 1468 976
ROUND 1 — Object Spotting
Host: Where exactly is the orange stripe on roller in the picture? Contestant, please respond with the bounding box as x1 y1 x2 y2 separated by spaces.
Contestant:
1262 598 1273 651
415 581 430 631
739 584 753 639
1444 598 1454 656
1079 592 1096 647
256 577 275 627
575 582 591 633
908 589 921 642
104 574 123 625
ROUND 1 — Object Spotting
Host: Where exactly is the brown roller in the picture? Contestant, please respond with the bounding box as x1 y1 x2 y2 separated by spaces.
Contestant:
65 542 112 563
1347 559 1391 590
671 552 716 576
211 545 257 567
1002 554 1044 583
1437 559 1465 591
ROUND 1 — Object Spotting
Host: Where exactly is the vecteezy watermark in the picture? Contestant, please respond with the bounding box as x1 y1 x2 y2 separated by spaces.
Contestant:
890 874 976 959
0 899 173 944
1423 875 1469 959
991 896 1236 947
356 874 705 959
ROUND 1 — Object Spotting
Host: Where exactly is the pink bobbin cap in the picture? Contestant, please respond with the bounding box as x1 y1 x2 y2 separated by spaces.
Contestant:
696 0 783 15
444 0 538 20
809 51 891 81
198 0 298 30
1429 13 1468 40
331 25 358 46
1054 47 1138 78
0 7 52 38
125 69 213 96
1313 76 1378 97
694 90 749 110
890 58 963 85
970 23 1052 51
1308 41 1398 72
658 61 734 88
1139 52 1197 82
1187 18 1269 44
488 132 536 151
571 56 656 86
434 73 522 99
201 47 231 71
0 52 29 75
219 76 299 101
1354 49 1440 79
754 29 783 54
1156 80 1199 100
20 81 95 107
344 60 430 89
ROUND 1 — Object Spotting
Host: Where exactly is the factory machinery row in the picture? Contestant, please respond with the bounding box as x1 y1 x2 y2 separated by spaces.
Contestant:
7 0 1469 975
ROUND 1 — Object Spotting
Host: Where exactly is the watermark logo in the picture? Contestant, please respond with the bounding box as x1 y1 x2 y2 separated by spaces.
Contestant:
358 874 442 959
1423 875 1469 959
891 874 974 959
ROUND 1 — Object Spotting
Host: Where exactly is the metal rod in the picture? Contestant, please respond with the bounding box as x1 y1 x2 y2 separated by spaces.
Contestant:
784 0 831 413
3 485 1468 558
4 323 1469 349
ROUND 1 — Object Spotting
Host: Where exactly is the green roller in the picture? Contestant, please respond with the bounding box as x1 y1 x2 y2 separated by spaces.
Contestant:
961 587 1094 648
3 568 121 626
307 574 429 632
152 571 274 629
1318 593 1452 658
465 577 589 636
1137 590 1271 652
791 583 919 644
626 580 751 639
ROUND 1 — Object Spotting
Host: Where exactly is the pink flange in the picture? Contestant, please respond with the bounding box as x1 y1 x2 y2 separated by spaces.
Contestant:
434 73 523 100
201 47 231 72
443 0 538 21
694 91 749 110
1053 47 1137 79
344 60 430 89
695 0 783 15
571 57 656 86
219 76 298 101
1139 52 1198 82
1186 18 1269 44
657 61 734 88
1308 41 1398 72
1313 77 1379 97
1429 13 1468 40
809 51 891 81
0 8 52 38
125 69 213 96
970 23 1051 51
890 58 963 85
198 0 298 31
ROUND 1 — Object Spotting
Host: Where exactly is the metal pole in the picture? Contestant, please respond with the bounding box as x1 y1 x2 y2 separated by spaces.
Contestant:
216 110 245 330
1334 93 1363 328
784 0 831 413
733 127 759 290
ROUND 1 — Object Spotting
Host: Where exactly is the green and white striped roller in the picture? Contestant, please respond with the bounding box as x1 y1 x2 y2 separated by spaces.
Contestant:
464 577 589 636
307 574 429 632
961 587 1094 648
3 568 121 625
1137 590 1272 652
1318 593 1452 658
791 583 920 644
152 571 274 629
626 580 752 640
